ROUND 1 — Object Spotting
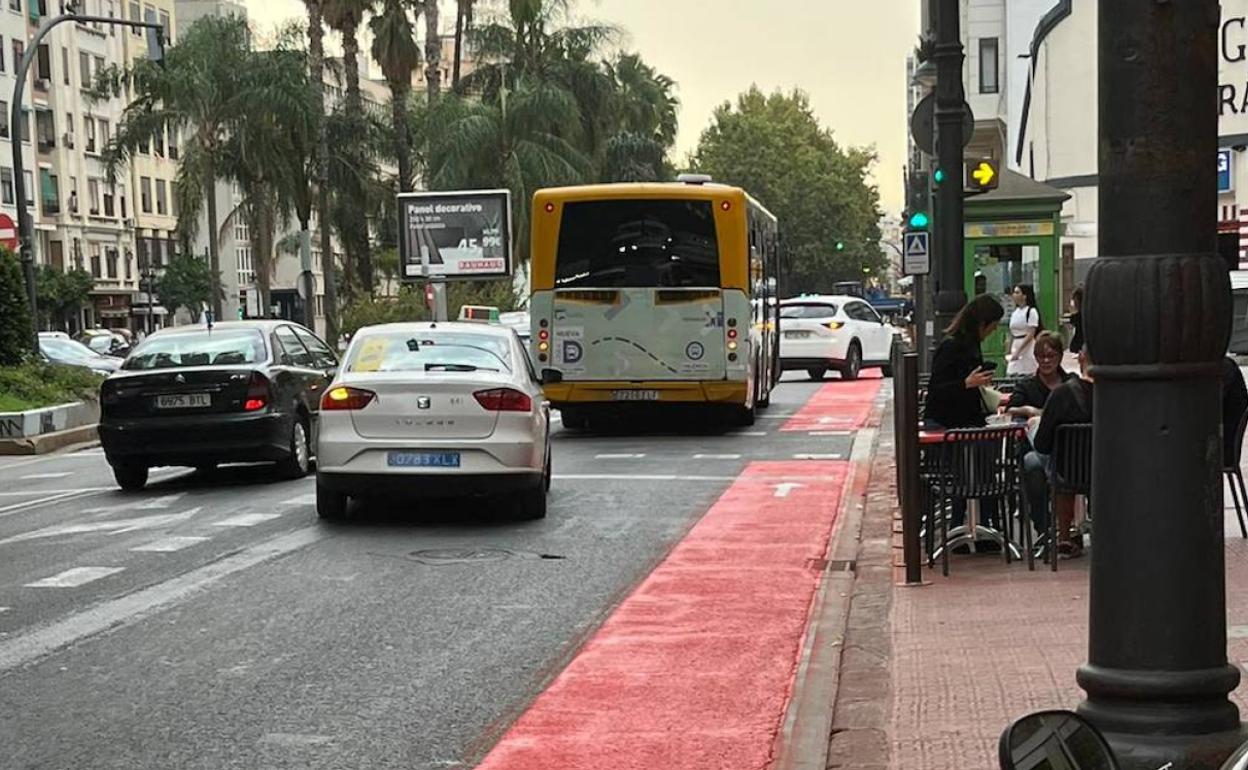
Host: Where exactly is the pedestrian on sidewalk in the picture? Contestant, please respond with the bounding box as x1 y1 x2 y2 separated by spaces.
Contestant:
1068 287 1084 355
1022 348 1094 557
1006 284 1042 377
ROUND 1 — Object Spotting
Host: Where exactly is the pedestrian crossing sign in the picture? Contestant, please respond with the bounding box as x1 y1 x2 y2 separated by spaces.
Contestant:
903 231 930 276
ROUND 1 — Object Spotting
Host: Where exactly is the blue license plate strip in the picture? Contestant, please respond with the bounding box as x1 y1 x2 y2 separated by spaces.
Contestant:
387 451 461 468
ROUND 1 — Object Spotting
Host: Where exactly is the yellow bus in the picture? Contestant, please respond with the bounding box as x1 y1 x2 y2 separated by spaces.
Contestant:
528 177 781 428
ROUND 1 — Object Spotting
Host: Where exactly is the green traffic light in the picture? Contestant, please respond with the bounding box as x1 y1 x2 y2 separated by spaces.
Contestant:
908 211 930 229
835 241 845 251
933 168 945 184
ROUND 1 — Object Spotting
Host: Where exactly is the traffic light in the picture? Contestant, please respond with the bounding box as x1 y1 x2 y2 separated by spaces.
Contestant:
964 159 1000 193
907 210 930 230
835 241 845 252
933 168 946 185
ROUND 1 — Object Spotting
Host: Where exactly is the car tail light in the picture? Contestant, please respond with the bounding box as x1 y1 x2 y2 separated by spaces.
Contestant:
823 321 845 331
474 388 532 412
244 372 271 412
321 386 375 411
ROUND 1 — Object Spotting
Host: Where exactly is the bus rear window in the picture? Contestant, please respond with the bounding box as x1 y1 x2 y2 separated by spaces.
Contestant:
555 199 720 288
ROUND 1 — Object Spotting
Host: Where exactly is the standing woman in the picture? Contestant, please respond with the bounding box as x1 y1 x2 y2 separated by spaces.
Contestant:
1068 286 1084 355
1006 284 1042 376
924 294 1007 429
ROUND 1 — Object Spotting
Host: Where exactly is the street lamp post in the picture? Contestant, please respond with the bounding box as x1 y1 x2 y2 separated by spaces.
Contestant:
1077 2 1248 768
13 3 164 355
932 0 966 335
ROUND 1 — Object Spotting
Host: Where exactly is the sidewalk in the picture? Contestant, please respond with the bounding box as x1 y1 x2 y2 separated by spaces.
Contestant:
819 395 1248 770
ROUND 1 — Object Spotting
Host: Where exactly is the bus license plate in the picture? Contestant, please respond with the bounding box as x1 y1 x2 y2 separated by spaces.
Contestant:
388 451 461 468
612 390 660 402
155 393 211 409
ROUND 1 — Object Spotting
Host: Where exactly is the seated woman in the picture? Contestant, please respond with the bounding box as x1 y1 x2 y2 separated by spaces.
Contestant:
1001 332 1072 419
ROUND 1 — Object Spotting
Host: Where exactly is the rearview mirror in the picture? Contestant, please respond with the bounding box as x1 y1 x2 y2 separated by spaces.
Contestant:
999 711 1118 770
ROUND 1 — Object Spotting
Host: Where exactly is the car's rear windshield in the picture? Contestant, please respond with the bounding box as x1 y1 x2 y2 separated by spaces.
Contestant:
123 330 267 370
554 198 721 289
345 331 512 373
780 303 838 319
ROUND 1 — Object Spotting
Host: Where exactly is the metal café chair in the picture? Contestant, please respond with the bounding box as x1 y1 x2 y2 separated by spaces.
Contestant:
1043 423 1094 571
927 426 1025 576
1224 408 1248 540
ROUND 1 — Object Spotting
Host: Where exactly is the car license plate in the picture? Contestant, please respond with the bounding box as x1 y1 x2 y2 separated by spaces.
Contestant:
387 451 461 468
785 331 811 339
155 393 211 409
612 390 660 402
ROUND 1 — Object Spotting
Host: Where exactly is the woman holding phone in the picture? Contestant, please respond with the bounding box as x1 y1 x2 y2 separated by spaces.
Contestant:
924 294 1006 429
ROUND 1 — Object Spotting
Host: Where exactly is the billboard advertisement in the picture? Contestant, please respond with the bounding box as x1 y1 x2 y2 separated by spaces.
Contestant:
398 190 513 281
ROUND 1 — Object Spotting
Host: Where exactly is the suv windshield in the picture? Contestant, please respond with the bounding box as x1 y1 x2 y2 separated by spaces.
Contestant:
123 330 267 370
555 199 720 288
346 331 513 373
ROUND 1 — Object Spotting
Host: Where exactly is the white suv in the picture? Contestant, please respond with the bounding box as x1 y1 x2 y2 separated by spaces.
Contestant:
779 296 895 380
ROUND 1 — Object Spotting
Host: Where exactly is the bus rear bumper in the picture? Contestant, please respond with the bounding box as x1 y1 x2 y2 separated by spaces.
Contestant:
545 381 749 406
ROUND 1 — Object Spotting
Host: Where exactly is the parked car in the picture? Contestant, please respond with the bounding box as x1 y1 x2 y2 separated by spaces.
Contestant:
315 321 551 520
38 333 124 375
77 328 133 357
778 295 895 380
98 320 339 491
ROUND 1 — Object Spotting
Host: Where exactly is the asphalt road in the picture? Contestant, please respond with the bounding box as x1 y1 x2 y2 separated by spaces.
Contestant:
0 373 856 770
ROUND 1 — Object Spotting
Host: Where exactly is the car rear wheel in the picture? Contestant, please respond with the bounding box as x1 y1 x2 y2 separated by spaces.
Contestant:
519 484 548 520
807 367 827 381
316 482 348 520
275 419 310 480
841 344 862 381
112 462 149 492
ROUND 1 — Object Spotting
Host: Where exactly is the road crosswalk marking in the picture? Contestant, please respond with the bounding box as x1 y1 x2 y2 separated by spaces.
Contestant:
25 567 124 588
213 514 282 527
131 536 210 553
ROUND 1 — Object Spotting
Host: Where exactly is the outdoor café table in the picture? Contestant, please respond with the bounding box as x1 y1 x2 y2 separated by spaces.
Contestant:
919 425 1025 559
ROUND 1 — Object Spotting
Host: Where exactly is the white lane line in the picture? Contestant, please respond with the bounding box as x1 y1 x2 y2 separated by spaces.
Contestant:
556 474 736 482
131 536 211 553
278 493 316 506
594 453 646 460
807 431 852 437
137 493 185 510
693 453 742 460
732 431 769 437
0 509 202 545
0 488 110 497
25 567 125 588
213 513 282 527
792 453 845 460
0 527 323 673
19 472 74 480
0 489 111 518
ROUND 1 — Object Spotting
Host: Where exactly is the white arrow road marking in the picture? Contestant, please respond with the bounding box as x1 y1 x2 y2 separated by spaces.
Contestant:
25 567 124 588
772 482 806 498
131 536 210 553
0 509 202 545
213 513 282 527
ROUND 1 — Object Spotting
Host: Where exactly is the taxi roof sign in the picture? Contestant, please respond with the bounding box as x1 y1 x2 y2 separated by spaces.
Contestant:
459 305 500 323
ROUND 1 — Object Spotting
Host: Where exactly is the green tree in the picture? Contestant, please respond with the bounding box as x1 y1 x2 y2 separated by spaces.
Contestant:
0 248 32 365
372 0 423 192
156 253 217 322
95 15 254 320
452 0 476 91
422 0 442 100
35 266 94 330
691 87 884 292
303 0 340 344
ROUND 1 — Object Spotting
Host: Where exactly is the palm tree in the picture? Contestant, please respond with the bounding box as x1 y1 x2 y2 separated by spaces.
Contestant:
371 0 422 191
423 0 442 100
303 0 338 339
324 0 371 119
608 53 679 147
452 0 475 91
99 15 253 321
427 78 592 263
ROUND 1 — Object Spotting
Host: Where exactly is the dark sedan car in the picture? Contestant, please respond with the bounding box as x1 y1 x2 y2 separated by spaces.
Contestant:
98 321 339 491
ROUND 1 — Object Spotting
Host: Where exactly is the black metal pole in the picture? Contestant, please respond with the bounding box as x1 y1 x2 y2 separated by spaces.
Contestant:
932 0 966 334
12 11 164 355
1077 2 1247 768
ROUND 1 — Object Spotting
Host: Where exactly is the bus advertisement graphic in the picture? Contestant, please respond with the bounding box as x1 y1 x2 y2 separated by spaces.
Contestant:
398 190 513 281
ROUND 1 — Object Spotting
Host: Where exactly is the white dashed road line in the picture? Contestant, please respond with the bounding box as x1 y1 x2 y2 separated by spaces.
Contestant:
131 536 211 553
0 509 202 545
0 489 112 518
24 567 125 589
19 472 74 480
692 453 742 460
594 453 647 460
213 513 282 527
0 527 324 673
807 431 852 437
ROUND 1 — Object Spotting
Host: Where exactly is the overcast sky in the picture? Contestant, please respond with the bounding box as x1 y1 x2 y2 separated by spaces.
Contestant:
245 1 918 212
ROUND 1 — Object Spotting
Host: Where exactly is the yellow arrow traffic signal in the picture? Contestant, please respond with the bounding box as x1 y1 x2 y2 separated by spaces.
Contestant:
964 159 1000 192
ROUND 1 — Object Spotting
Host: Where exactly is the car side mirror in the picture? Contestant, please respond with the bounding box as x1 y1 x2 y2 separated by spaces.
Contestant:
541 369 563 385
999 711 1118 770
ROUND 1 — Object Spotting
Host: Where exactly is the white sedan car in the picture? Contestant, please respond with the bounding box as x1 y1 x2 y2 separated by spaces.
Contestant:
315 322 551 520
778 295 895 380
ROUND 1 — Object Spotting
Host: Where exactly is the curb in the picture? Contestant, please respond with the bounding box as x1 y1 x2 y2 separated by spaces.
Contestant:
772 387 889 770
0 425 99 456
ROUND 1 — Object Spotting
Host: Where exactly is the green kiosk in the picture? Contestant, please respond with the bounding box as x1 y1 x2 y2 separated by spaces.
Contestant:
963 169 1071 366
